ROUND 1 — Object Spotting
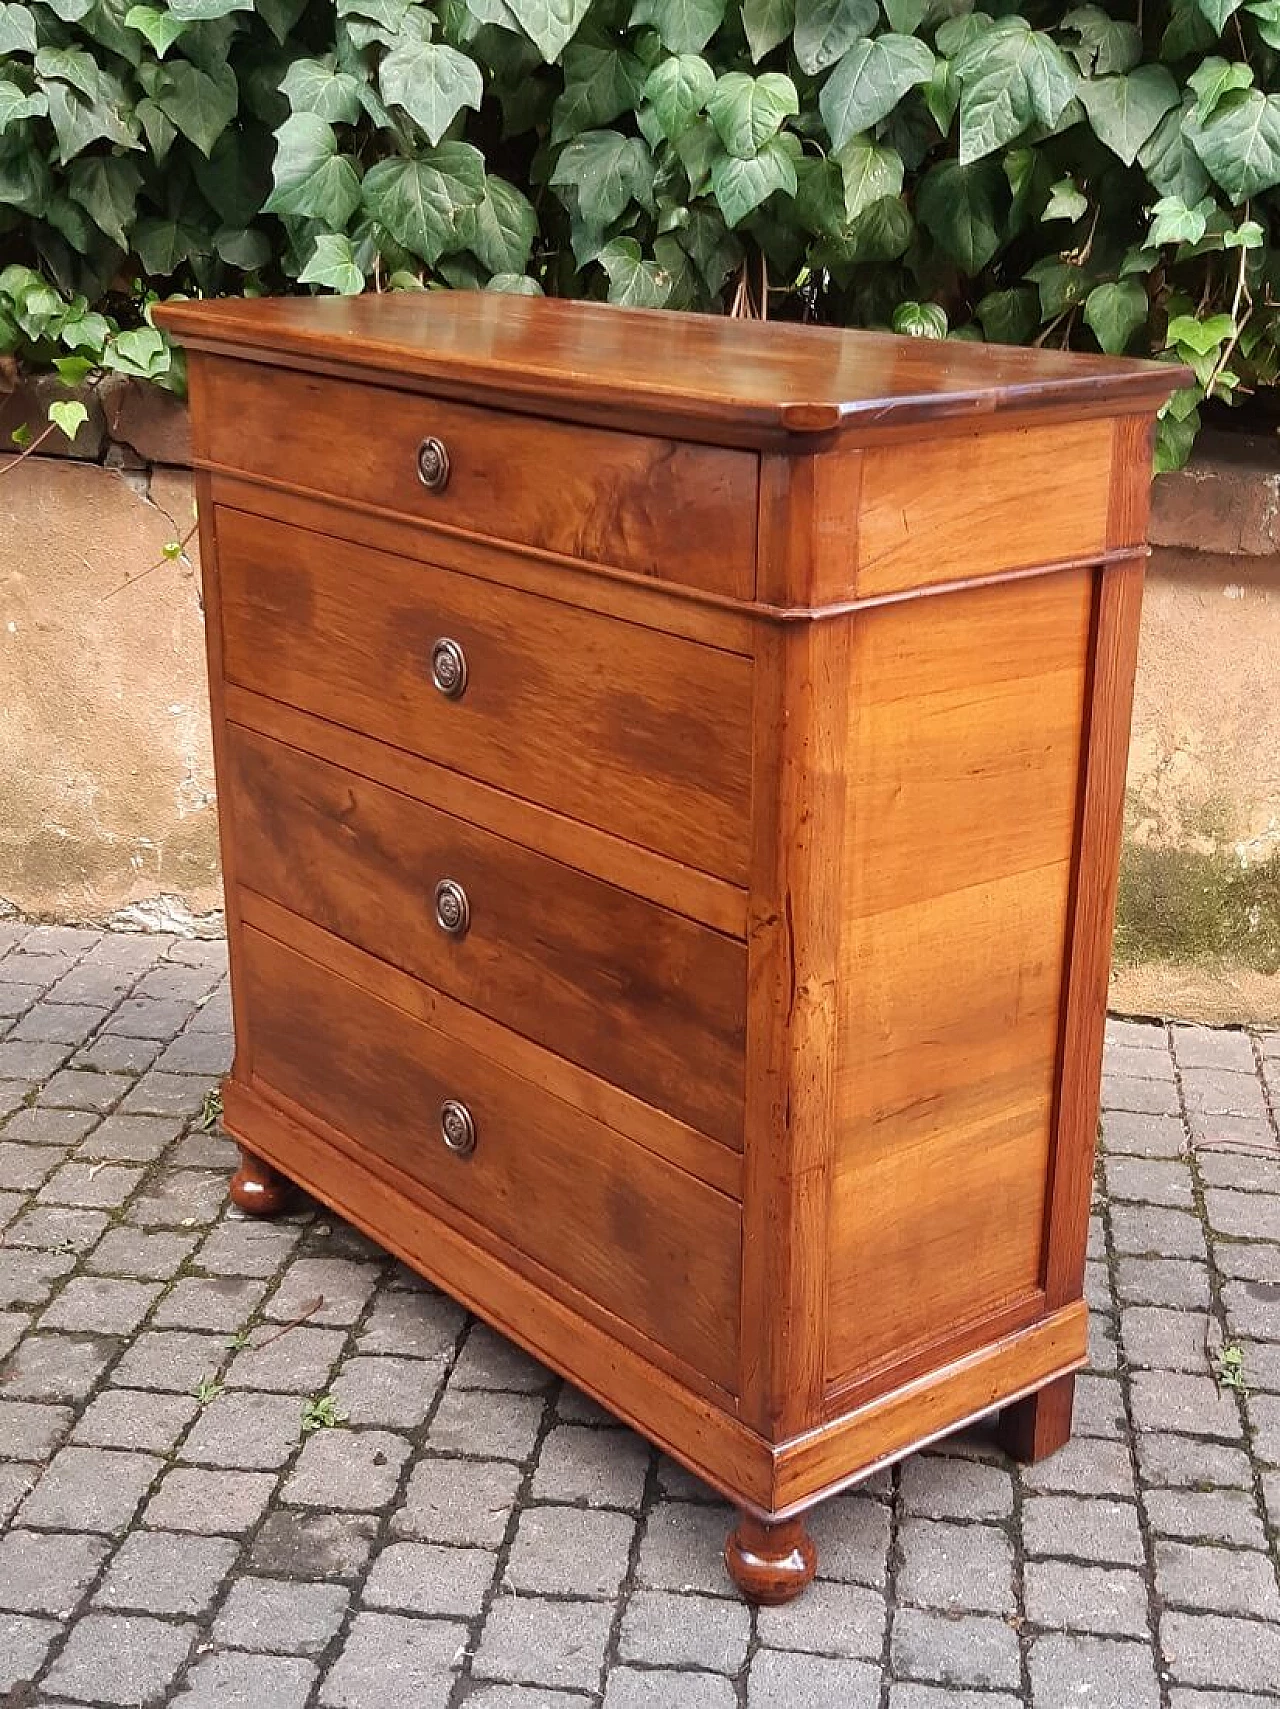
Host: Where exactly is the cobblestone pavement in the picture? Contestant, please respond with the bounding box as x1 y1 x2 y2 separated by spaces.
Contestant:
1 922 1279 1707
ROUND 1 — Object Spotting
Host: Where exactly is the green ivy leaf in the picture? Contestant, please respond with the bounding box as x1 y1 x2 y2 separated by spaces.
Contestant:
1138 101 1212 202
458 174 536 272
42 80 139 164
0 80 45 131
553 42 647 143
977 286 1039 344
741 0 793 62
67 153 141 247
1166 310 1234 353
550 128 654 227
0 3 36 52
954 19 1078 164
892 299 947 337
486 271 543 292
916 157 1007 270
598 235 672 304
281 56 364 125
1186 87 1280 199
133 210 209 273
48 398 88 440
793 0 876 76
835 133 903 220
1187 55 1253 122
507 0 592 61
265 113 362 225
819 33 934 153
105 324 170 377
1077 65 1178 164
1195 0 1242 31
298 230 365 291
361 141 485 262
710 132 797 224
258 0 310 41
1084 278 1148 351
215 225 272 268
644 53 715 140
630 0 726 55
707 70 798 158
884 0 927 32
1147 192 1215 245
1042 175 1087 221
123 5 188 55
380 39 482 146
144 58 238 157
168 0 252 16
53 353 95 382
1246 0 1280 49
1062 5 1142 75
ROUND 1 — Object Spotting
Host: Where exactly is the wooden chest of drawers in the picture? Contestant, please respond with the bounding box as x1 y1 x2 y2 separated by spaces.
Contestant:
157 293 1183 1602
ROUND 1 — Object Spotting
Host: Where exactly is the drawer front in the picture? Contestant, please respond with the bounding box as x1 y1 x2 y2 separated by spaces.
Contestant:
226 725 746 1147
240 925 741 1391
215 508 752 883
199 357 758 600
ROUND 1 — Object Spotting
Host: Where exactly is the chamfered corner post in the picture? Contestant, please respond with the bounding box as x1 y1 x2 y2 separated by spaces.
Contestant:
724 1511 818 1605
230 1143 293 1218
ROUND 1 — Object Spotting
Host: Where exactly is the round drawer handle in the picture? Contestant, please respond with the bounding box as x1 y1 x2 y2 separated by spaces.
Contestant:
440 1099 476 1156
434 878 470 938
416 436 450 492
430 637 467 699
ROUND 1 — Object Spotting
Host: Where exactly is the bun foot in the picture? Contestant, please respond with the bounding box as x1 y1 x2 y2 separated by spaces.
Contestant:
724 1513 817 1605
230 1145 293 1218
999 1373 1075 1463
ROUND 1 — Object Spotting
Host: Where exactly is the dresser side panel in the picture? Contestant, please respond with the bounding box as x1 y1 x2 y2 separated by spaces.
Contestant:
826 568 1095 1393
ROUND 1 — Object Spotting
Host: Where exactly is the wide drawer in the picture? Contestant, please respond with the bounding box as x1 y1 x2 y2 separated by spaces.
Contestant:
225 724 746 1147
197 356 758 600
215 508 753 883
239 925 741 1392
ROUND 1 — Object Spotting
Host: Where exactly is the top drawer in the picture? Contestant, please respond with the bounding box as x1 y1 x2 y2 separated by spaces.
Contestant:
196 357 759 601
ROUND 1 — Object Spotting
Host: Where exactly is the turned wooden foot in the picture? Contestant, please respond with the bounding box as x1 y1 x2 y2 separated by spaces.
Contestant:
724 1513 817 1605
999 1373 1075 1463
230 1145 293 1218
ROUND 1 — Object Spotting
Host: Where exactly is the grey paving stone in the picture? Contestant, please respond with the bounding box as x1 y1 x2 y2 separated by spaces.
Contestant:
46 961 137 1009
105 997 197 1039
0 1041 68 1080
0 1141 62 1189
1120 1305 1212 1371
755 1576 886 1658
127 1167 226 1229
223 1324 345 1393
39 1069 131 1112
72 1034 163 1076
391 1457 522 1547
896 1518 1014 1615
888 1689 1022 1709
1 1332 117 1402
1110 1204 1207 1259
152 1274 268 1331
0 1107 95 1146
0 1188 22 1227
77 1114 182 1163
1071 1375 1129 1440
637 1500 736 1598
71 1387 199 1452
428 1384 547 1462
284 1426 410 1509
16 1446 161 1532
43 1613 196 1704
85 1227 199 1281
531 1425 650 1510
1104 1042 1175 1081
619 1588 751 1674
0 1465 36 1526
173 1651 317 1709
1104 1156 1194 1207
1248 1389 1280 1463
1155 1540 1280 1618
144 1467 278 1533
181 1389 306 1470
452 1322 554 1391
112 1329 227 1393
465 1688 592 1709
1142 1487 1267 1548
39 1160 140 1210
748 1647 880 1708
168 1127 237 1168
1027 1633 1160 1709
0 1249 75 1308
250 1509 379 1580
362 1539 494 1617
261 1255 380 1327
1114 1257 1212 1309
899 1456 1014 1521
1204 1187 1280 1241
212 1575 349 1654
1135 1431 1254 1490
94 1531 238 1615
1130 1370 1244 1438
1217 1243 1280 1284
506 1503 636 1597
1195 1147 1280 1194
809 1491 892 1589
0 1530 110 1615
330 1354 447 1428
4 1203 111 1252
0 1400 74 1460
473 1594 615 1692
1187 1110 1277 1148
0 1309 28 1358
118 1071 215 1118
357 1288 467 1358
1022 1496 1145 1566
603 1670 736 1709
8 1004 107 1045
1168 1695 1280 1709
39 1276 161 1336
0 1611 61 1694
0 950 75 986
1100 1075 1179 1115
1182 1067 1268 1120
319 1609 466 1708
1023 1560 1150 1636
1021 1437 1136 1498
891 1607 1021 1691
152 1031 234 1078
1159 1611 1280 1692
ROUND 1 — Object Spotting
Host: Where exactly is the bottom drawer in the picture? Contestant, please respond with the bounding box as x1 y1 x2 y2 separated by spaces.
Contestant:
239 925 741 1393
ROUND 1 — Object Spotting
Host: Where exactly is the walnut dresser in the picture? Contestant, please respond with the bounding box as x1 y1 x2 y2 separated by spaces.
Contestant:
157 294 1184 1603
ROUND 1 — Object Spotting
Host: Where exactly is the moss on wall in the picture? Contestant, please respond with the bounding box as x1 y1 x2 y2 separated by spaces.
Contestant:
1115 841 1280 974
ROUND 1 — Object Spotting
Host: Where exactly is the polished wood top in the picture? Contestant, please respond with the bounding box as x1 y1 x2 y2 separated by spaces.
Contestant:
157 294 1186 444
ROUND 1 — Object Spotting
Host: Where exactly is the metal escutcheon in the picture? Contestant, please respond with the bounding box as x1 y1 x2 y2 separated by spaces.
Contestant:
433 878 470 938
430 637 467 699
416 436 450 492
439 1099 476 1156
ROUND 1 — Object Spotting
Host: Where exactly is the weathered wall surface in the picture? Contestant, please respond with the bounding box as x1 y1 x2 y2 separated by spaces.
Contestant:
1112 432 1280 1025
0 436 221 931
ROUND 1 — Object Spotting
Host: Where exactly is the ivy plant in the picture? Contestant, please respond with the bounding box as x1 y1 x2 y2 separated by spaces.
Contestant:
1 0 1278 468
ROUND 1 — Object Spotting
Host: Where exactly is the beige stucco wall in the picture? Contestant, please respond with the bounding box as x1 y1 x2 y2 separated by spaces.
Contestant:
0 454 221 929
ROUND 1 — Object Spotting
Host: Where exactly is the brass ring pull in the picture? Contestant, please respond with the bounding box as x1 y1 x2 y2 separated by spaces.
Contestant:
430 637 467 699
440 1099 476 1156
416 436 450 492
434 878 470 938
